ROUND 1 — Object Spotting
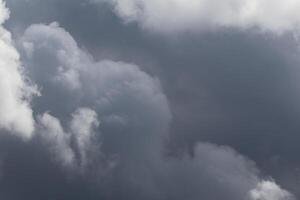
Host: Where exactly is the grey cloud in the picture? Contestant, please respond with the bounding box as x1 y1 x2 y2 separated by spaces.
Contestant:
0 0 299 199
37 107 111 174
17 22 294 200
37 112 75 168
70 108 100 168
19 21 171 166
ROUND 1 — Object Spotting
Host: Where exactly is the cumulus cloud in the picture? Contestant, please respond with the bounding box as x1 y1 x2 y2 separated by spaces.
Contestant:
96 0 300 34
19 21 171 167
15 21 295 200
0 0 37 140
19 22 172 142
248 180 295 200
0 0 297 199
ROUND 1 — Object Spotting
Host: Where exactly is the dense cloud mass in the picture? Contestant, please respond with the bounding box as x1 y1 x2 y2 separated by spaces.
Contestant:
19 22 171 171
97 0 300 33
7 21 295 200
0 0 299 200
0 0 37 139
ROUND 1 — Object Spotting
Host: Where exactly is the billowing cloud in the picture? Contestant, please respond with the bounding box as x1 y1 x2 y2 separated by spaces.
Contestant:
0 0 37 140
19 22 172 169
0 1 297 200
97 0 300 34
248 180 295 200
15 22 295 200
19 22 172 143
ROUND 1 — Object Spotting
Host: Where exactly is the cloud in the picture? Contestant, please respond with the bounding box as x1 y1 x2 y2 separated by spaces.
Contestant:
0 0 297 199
70 108 100 168
19 21 171 169
0 0 37 140
149 143 261 200
0 0 8 24
19 21 172 141
248 180 295 200
37 112 75 167
97 0 300 34
15 21 295 200
37 108 100 170
102 142 294 200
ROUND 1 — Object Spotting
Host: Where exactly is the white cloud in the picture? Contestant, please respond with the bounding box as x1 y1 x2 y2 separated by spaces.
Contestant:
0 0 8 24
248 180 295 200
100 0 300 34
0 0 37 139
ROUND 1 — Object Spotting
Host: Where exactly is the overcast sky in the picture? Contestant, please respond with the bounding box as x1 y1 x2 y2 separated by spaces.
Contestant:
0 0 300 199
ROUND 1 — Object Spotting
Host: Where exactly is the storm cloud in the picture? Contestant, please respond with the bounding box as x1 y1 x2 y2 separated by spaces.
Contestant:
0 0 299 200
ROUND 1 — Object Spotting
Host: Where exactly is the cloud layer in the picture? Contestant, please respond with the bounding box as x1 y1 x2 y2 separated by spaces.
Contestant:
99 0 300 34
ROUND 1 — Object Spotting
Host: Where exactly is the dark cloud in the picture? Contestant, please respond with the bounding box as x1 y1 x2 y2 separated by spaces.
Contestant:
0 19 277 200
0 0 299 199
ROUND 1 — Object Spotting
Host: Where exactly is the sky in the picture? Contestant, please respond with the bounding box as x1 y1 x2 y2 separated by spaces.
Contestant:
0 0 300 199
